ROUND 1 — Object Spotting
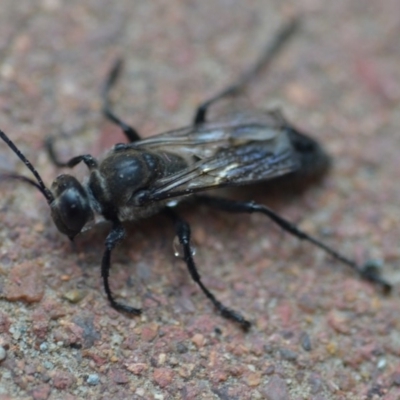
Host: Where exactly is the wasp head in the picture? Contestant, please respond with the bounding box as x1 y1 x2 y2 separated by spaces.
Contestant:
0 130 96 241
50 174 94 240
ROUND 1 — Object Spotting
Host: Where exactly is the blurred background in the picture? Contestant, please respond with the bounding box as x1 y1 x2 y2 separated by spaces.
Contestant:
0 1 399 399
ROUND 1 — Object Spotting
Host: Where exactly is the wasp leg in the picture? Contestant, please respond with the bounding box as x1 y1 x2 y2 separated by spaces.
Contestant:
195 195 392 293
45 137 98 170
101 222 142 315
164 207 251 330
102 59 141 142
193 18 300 125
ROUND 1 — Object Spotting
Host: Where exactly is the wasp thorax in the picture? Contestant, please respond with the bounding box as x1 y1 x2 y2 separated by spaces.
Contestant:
50 174 93 239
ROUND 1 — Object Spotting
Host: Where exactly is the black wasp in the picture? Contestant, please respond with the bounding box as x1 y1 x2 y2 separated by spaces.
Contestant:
0 19 391 330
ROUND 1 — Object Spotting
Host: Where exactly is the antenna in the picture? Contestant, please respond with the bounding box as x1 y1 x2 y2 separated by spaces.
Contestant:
0 130 54 204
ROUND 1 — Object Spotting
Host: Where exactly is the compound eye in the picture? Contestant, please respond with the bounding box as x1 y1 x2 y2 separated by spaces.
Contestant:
50 175 93 239
58 188 91 233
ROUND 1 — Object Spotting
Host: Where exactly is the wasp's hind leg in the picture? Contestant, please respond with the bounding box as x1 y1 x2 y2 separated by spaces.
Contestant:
164 207 251 330
193 18 300 125
102 59 141 143
195 195 391 293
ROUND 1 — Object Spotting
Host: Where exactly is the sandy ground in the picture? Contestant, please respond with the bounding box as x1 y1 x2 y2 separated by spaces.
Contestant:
0 1 399 399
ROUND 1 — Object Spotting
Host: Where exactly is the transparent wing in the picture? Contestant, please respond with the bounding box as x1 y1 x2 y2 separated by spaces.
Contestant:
129 111 300 203
132 111 286 161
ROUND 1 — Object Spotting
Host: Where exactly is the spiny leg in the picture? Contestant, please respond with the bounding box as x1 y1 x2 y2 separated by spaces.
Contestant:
101 222 142 314
102 59 141 142
164 207 251 330
193 17 300 125
195 195 391 293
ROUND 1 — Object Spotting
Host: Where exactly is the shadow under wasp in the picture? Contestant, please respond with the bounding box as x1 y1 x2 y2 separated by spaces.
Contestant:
0 18 391 330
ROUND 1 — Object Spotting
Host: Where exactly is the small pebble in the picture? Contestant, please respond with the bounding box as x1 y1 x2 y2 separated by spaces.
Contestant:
377 358 386 370
279 348 297 361
300 332 312 352
0 346 7 362
87 374 100 385
44 361 53 370
40 343 49 352
63 289 87 304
